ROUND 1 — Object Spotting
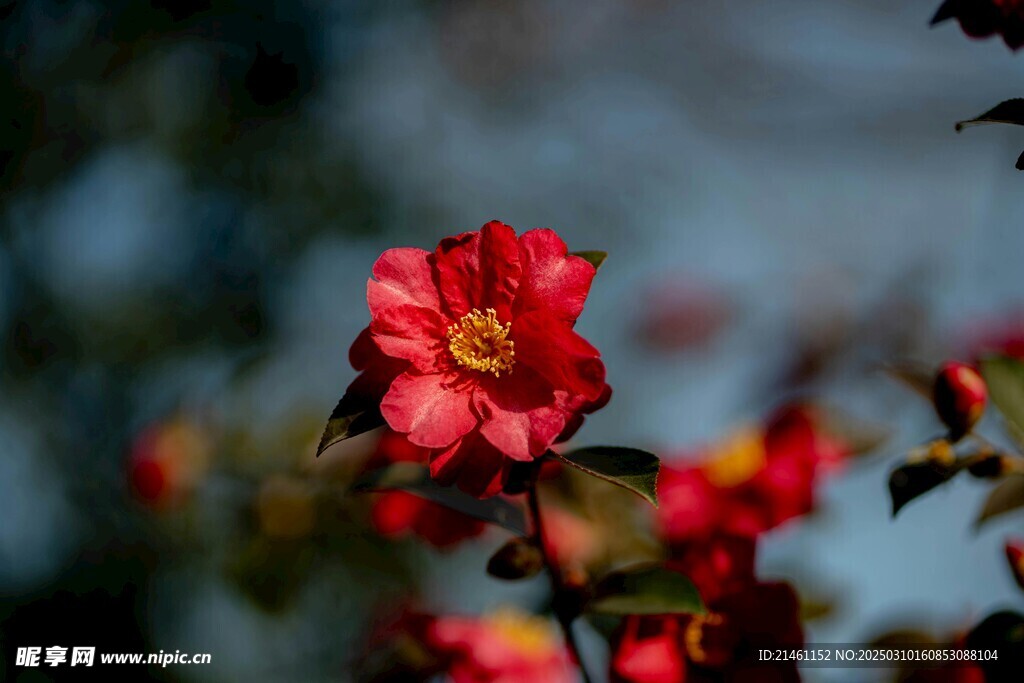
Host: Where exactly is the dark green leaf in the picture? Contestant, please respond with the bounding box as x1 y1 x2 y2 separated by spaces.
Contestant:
571 250 608 270
976 476 1024 527
352 463 527 535
888 458 967 517
956 99 1024 132
587 564 705 616
557 447 660 507
981 356 1024 448
317 393 385 456
486 537 544 580
965 611 1024 676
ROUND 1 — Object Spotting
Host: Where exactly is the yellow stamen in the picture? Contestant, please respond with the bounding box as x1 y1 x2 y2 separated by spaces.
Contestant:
702 427 767 488
684 613 724 664
447 308 515 376
485 607 557 656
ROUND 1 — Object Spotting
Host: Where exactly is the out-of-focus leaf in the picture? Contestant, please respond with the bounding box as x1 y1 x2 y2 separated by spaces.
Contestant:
316 393 385 456
965 611 1024 675
226 537 315 613
587 564 705 616
486 537 544 580
956 100 1024 131
889 459 968 517
882 362 934 400
976 476 1024 527
571 250 607 270
817 405 889 457
352 463 527 535
981 356 1024 448
557 447 660 507
799 595 838 622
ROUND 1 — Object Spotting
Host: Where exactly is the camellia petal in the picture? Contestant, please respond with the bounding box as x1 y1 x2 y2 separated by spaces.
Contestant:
474 367 563 461
430 430 511 498
435 221 522 320
611 617 685 683
515 228 597 323
369 303 449 373
369 247 441 312
514 310 607 403
380 371 478 449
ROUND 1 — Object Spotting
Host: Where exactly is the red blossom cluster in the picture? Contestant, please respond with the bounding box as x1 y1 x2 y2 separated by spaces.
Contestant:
655 405 847 545
609 405 850 683
371 607 576 683
345 221 610 497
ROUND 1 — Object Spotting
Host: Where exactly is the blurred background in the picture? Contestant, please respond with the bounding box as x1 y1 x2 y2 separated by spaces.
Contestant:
2 0 1024 680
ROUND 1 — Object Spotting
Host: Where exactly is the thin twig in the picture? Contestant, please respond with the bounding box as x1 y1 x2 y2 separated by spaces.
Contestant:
527 479 596 683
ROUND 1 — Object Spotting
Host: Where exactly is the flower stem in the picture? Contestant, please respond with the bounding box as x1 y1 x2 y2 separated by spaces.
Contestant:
526 478 595 683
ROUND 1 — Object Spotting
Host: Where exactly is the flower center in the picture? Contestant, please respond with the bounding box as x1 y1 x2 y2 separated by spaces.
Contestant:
447 308 515 376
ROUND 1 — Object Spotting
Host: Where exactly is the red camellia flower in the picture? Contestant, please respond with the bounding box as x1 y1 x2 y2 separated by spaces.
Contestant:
426 607 577 683
656 405 848 544
348 221 609 497
932 0 1024 50
367 429 487 548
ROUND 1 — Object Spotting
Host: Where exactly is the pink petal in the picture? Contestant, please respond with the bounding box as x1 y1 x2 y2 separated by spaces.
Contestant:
381 371 478 449
369 304 448 373
514 229 596 323
473 368 563 460
368 247 441 314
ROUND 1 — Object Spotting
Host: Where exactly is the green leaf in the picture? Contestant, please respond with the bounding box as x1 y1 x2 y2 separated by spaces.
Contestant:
317 393 385 456
587 564 706 616
352 463 527 535
571 251 608 270
981 356 1024 448
956 100 1024 132
976 476 1024 527
557 447 660 507
888 458 968 517
486 537 544 580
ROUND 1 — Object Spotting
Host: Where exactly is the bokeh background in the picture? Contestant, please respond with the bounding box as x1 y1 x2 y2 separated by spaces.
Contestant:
2 0 1024 680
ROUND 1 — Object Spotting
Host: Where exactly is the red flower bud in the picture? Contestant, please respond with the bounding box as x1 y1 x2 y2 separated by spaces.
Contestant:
1006 539 1024 591
933 362 987 440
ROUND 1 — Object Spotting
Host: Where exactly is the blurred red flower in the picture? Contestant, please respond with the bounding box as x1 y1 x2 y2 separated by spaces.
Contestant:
350 221 609 497
610 582 803 683
961 312 1024 360
656 405 847 544
613 522 802 682
367 429 487 548
426 607 576 683
932 0 1024 50
128 417 211 508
